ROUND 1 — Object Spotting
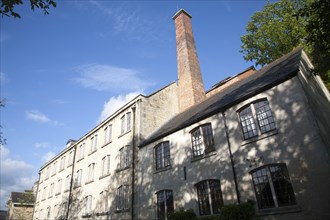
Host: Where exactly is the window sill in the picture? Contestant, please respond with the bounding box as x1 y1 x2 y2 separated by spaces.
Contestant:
51 173 56 177
67 164 73 168
257 205 301 216
85 180 94 185
55 193 61 196
101 141 112 148
154 166 172 174
96 211 109 216
115 208 130 213
118 129 131 138
191 151 217 163
99 173 111 180
82 213 92 218
77 157 84 163
241 130 278 146
116 166 131 173
73 184 81 189
88 149 97 156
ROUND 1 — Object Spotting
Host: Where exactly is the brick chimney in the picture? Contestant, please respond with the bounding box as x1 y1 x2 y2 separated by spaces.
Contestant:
173 9 205 112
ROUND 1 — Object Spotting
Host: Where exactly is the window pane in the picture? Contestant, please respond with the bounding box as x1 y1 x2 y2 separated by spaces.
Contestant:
192 129 204 157
252 167 275 209
157 191 165 220
202 124 215 153
269 164 296 207
196 181 211 215
255 100 276 133
239 106 257 139
209 180 223 214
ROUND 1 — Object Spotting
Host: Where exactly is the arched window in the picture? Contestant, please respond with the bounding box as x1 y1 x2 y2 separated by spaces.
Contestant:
238 98 276 140
156 190 174 220
154 141 171 170
195 179 223 216
190 123 215 158
250 163 296 209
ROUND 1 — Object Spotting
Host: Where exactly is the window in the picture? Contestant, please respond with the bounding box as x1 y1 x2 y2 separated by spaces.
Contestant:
68 150 74 166
52 161 57 176
195 179 223 216
45 167 50 180
56 179 62 195
116 185 129 211
155 142 171 170
65 174 71 191
104 124 112 144
101 155 111 177
85 195 92 215
78 143 85 160
87 163 95 183
42 186 47 200
250 163 296 210
127 112 132 131
90 135 98 153
46 207 51 219
53 204 58 219
49 183 54 198
118 146 130 170
121 115 126 134
100 191 109 213
60 156 66 171
191 124 215 158
75 169 82 187
238 99 276 140
120 112 132 135
156 190 174 220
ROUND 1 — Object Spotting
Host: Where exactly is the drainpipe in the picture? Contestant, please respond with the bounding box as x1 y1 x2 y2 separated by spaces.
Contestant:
65 144 77 220
222 112 241 204
131 105 137 220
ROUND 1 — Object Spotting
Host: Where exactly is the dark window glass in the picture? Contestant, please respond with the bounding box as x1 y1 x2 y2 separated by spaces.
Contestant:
156 190 174 220
196 180 223 216
251 163 296 209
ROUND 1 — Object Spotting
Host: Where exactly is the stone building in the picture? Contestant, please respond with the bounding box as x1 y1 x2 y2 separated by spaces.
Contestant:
33 9 330 220
7 191 35 220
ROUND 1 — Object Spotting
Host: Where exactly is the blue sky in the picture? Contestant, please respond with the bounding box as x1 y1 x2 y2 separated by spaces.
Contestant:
0 0 270 210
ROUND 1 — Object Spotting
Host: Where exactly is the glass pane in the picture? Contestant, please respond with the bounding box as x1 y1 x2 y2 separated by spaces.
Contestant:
196 181 211 215
270 164 296 207
192 129 204 157
255 100 276 133
239 106 257 139
209 180 223 214
252 167 275 209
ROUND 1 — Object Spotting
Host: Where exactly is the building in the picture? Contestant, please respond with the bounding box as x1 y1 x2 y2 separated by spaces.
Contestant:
7 191 35 220
33 9 330 220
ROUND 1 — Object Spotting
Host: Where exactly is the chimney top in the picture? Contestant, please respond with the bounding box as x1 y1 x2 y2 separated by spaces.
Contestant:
172 9 192 20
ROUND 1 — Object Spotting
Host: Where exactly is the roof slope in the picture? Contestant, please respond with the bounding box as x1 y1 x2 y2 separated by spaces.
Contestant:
139 48 304 148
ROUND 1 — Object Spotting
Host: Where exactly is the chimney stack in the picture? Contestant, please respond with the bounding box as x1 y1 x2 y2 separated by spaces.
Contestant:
173 9 205 112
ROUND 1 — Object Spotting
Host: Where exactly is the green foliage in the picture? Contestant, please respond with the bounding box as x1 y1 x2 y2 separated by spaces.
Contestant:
240 0 330 90
168 201 255 220
220 200 255 220
0 0 56 18
168 208 198 220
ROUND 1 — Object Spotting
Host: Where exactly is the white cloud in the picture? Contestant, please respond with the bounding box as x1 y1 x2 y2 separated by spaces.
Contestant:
26 110 50 123
41 151 56 164
97 92 141 123
25 110 62 126
35 142 50 149
73 64 153 92
0 146 36 210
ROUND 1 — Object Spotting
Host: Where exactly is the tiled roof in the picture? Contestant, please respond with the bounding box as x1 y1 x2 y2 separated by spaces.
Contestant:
139 48 304 148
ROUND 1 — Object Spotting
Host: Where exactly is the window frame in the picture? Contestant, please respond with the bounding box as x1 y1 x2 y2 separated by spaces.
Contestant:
190 123 215 158
154 141 171 171
249 163 297 210
116 185 129 212
156 189 174 220
238 98 276 140
86 163 95 184
195 179 224 216
118 146 130 170
101 155 111 177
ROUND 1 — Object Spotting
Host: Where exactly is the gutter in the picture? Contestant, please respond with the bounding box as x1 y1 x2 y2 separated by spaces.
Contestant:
131 105 137 220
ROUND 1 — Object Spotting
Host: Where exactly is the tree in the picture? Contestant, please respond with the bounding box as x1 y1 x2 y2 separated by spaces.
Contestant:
0 0 56 18
240 0 330 90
